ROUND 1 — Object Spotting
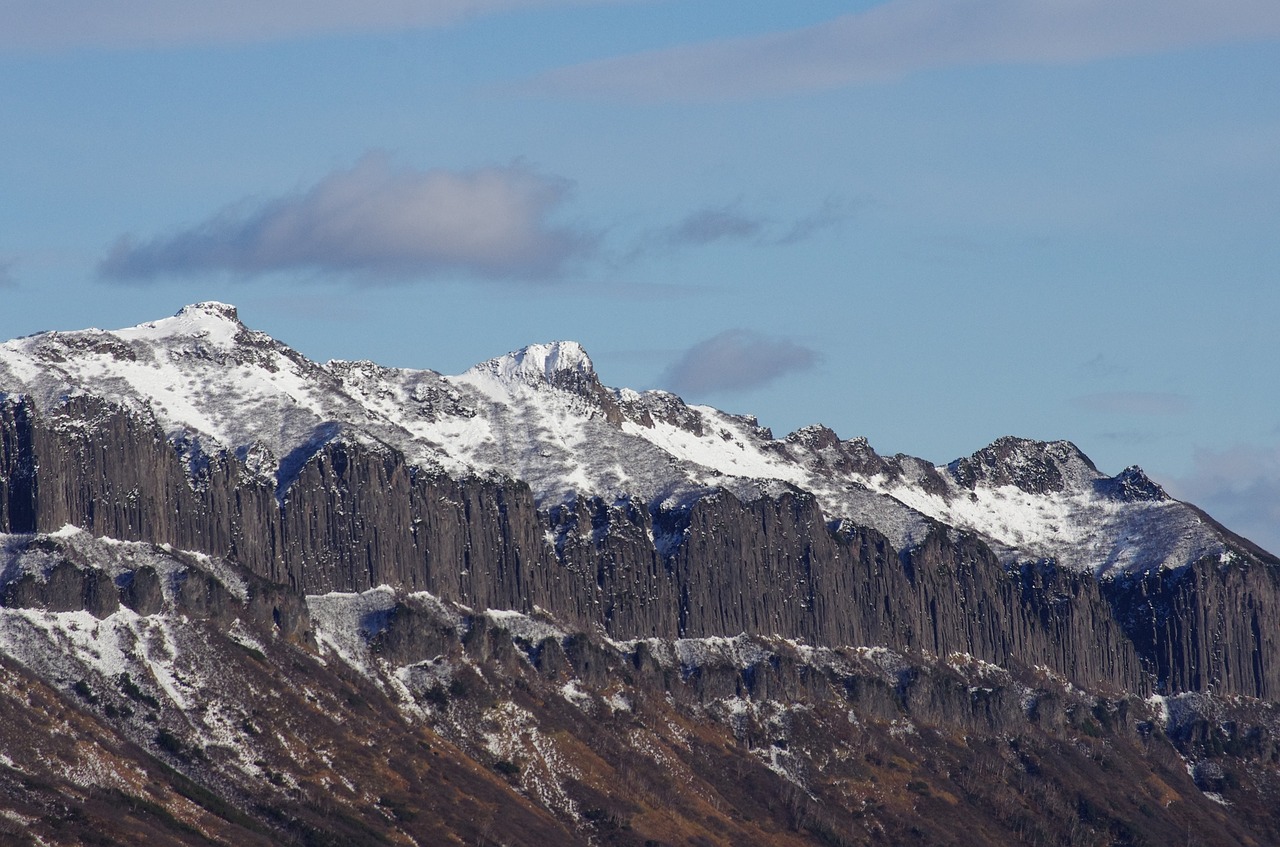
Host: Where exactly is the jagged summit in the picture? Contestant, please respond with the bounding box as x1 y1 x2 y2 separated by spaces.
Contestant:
0 304 1253 576
786 423 843 449
468 340 594 385
1110 465 1169 502
948 436 1101 495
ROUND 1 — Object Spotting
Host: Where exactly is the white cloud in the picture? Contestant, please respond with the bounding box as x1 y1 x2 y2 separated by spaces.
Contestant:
660 329 819 397
1164 443 1280 557
0 0 632 51
99 154 593 283
533 0 1280 100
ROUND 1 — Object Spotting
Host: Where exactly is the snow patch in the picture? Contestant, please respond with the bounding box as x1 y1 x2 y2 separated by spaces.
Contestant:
484 608 564 645
559 680 592 711
306 586 398 673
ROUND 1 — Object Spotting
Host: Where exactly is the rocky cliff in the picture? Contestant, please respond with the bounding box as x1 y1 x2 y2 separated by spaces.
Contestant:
5 304 1280 845
3 390 1278 700
2 526 1278 847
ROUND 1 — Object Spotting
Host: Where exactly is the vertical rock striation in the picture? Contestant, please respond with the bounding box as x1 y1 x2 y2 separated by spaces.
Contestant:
2 396 1278 699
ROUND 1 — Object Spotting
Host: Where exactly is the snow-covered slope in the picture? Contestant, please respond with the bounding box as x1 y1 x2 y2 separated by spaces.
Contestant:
0 303 1237 576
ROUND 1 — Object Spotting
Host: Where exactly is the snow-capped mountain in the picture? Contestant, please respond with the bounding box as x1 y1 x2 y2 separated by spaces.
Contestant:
0 302 1248 576
5 304 1280 846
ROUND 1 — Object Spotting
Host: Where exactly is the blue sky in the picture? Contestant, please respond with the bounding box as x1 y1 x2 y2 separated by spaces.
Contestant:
2 1 1278 551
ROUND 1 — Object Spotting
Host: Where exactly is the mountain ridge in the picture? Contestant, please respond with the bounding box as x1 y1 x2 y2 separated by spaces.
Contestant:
4 304 1280 845
0 303 1256 578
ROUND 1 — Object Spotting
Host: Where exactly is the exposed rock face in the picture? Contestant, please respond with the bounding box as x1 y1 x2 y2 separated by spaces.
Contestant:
1106 558 1280 698
3 532 1279 847
785 425 951 496
8 307 1280 846
0 396 37 534
947 435 1100 494
2 557 120 617
4 396 1279 700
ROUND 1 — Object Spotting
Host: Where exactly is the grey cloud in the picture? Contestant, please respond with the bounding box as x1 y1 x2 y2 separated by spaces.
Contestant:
660 330 819 397
636 197 852 257
0 258 16 288
666 206 764 247
1165 443 1280 556
533 0 1280 100
1072 392 1192 416
0 0 630 51
774 197 856 245
99 154 593 283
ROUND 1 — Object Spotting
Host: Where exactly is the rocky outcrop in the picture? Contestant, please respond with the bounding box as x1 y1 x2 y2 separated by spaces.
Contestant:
3 397 1280 699
1105 556 1280 698
1 558 120 617
0 534 312 646
948 436 1100 494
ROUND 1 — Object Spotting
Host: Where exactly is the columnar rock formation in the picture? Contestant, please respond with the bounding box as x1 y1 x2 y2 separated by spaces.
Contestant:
3 393 1277 699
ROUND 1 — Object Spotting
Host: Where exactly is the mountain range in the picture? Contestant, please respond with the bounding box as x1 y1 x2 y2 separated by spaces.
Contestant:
1 303 1278 846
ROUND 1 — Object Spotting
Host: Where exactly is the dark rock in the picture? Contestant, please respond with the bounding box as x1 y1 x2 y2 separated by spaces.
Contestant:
948 436 1098 495
1102 465 1168 502
369 601 459 666
118 566 164 615
1 559 118 618
4 397 1280 699
174 568 238 622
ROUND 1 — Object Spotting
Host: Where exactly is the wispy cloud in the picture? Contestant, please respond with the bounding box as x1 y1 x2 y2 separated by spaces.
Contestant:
774 197 856 245
1164 442 1280 555
660 329 819 396
633 197 853 257
99 154 594 284
0 258 16 288
1072 392 1192 416
665 205 765 247
0 0 631 52
532 0 1280 100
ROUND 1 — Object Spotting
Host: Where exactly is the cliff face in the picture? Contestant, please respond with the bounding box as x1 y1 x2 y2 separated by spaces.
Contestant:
1105 559 1280 699
7 306 1280 847
5 396 1277 699
6 528 1278 847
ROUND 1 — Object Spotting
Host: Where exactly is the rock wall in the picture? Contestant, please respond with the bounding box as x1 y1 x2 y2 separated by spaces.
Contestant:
3 397 1278 699
1105 560 1280 699
0 396 37 533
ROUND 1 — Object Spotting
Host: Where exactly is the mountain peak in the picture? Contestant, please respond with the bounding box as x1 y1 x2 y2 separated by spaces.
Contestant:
177 301 240 322
948 436 1100 495
112 301 247 348
1109 465 1169 502
469 340 595 385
